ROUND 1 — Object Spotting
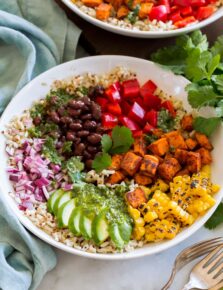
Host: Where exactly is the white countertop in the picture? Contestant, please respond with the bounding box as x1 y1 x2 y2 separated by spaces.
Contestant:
38 226 223 290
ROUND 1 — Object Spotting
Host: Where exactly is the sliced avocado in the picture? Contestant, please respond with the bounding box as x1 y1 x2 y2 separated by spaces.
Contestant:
53 191 72 215
68 207 82 236
47 189 64 213
118 221 132 243
92 211 109 245
57 198 76 228
79 209 95 240
109 223 125 249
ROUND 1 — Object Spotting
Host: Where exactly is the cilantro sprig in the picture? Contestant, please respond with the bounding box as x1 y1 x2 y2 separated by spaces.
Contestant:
205 203 223 230
151 30 223 136
92 126 134 172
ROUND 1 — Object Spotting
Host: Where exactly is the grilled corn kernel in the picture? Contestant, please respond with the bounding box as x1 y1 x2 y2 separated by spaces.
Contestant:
145 233 156 242
128 205 141 220
134 217 145 227
201 165 211 177
151 179 169 193
212 184 220 194
140 186 151 198
133 226 145 240
169 201 194 225
144 211 158 223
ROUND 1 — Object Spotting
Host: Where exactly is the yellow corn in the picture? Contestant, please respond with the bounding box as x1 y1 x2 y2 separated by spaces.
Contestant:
212 184 220 194
134 217 145 227
168 201 194 225
151 179 169 193
128 205 141 220
144 211 158 223
133 226 145 240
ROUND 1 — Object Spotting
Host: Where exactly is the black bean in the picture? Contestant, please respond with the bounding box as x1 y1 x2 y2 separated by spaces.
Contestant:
74 137 81 145
67 108 81 117
50 95 58 105
57 107 66 117
87 133 101 144
91 102 101 120
88 85 104 98
66 131 76 141
49 131 60 139
56 141 63 149
83 120 97 130
87 146 97 153
60 116 73 124
33 117 41 126
77 130 90 137
74 143 85 155
83 151 92 159
85 159 93 169
72 100 85 109
69 122 82 131
96 126 104 134
81 113 92 120
81 96 91 106
49 111 60 123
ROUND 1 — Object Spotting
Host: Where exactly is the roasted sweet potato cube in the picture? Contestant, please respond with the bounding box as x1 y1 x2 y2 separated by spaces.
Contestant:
164 131 187 150
121 152 142 176
180 115 194 131
140 155 159 177
106 171 125 184
82 0 102 7
134 173 153 186
175 149 188 165
152 128 164 138
148 137 169 156
175 168 190 177
126 187 146 208
154 155 164 164
158 158 181 181
195 132 213 150
138 3 153 19
96 3 112 20
196 148 212 165
185 138 198 150
134 136 147 156
117 5 129 18
109 154 123 170
186 152 201 173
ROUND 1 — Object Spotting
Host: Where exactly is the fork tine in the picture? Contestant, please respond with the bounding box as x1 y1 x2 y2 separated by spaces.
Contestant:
199 245 223 268
211 264 223 279
206 250 223 273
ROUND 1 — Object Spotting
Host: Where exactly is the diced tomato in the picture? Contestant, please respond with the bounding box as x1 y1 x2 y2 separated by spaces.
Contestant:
170 11 183 22
121 100 132 115
161 100 176 117
149 5 168 22
105 87 121 103
122 79 140 99
174 16 196 28
196 6 214 20
107 103 122 116
119 116 140 131
190 0 206 6
180 6 193 16
159 0 171 13
143 122 155 133
140 80 157 99
133 130 143 138
128 102 146 125
143 94 162 110
96 97 108 111
102 113 118 129
145 110 158 127
173 0 191 6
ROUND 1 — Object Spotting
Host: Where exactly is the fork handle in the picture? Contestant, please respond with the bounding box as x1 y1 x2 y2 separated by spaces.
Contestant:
181 280 196 290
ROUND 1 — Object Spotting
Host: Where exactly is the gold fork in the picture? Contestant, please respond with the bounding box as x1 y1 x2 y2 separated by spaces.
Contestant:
182 244 223 289
162 237 223 290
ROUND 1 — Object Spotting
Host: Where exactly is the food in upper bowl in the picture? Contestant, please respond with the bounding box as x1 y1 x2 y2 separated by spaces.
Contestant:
70 0 223 31
4 67 220 254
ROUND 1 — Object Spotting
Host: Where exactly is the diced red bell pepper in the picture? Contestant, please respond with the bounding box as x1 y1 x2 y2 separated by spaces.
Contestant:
143 122 155 133
122 79 140 99
134 97 144 108
142 94 162 110
102 113 118 129
133 130 143 138
145 110 158 127
119 116 140 131
190 0 206 6
161 100 176 117
96 97 108 111
128 102 146 125
180 6 193 16
159 0 171 13
107 103 122 116
170 11 183 23
149 5 168 22
105 87 121 103
173 0 191 6
121 100 132 115
170 5 179 12
140 80 157 99
196 6 214 20
174 16 196 28
111 81 122 92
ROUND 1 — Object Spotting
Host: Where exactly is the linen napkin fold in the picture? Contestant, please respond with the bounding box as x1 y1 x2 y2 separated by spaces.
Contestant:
0 1 86 289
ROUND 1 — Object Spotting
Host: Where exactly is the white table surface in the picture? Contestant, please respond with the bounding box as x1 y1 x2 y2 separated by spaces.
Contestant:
38 225 223 290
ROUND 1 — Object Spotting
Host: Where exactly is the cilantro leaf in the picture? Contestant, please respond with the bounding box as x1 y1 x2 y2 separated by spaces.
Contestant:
101 134 112 153
212 75 223 94
65 157 85 183
42 137 62 165
110 126 134 154
216 100 223 117
211 36 223 60
62 141 73 153
92 152 112 173
186 83 219 108
207 54 221 80
205 203 223 229
127 5 140 24
193 117 221 137
189 30 209 52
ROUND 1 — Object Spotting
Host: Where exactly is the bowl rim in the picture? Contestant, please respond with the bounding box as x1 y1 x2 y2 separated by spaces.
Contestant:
1 55 222 260
61 0 223 38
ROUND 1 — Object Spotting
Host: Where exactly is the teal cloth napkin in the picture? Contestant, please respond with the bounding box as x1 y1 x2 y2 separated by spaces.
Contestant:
0 1 86 289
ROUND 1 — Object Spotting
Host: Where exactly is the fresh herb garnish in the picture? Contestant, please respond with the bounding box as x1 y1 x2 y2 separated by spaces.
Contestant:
62 141 73 153
92 126 134 172
30 103 45 118
157 109 175 132
77 86 89 96
144 134 158 144
127 5 140 24
42 137 62 165
193 117 221 137
205 203 223 229
64 156 85 183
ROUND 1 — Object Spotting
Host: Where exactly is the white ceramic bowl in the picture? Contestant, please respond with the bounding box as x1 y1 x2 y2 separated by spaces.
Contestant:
0 56 222 260
62 0 223 38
